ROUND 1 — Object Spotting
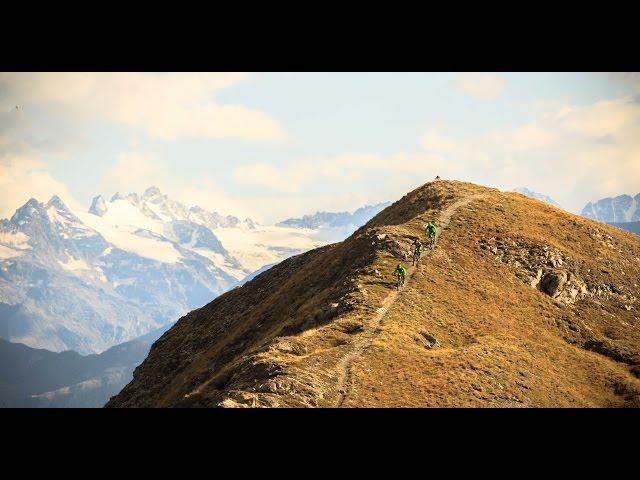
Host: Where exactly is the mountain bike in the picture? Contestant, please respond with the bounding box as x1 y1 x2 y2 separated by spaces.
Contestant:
428 232 436 249
395 274 405 290
412 250 421 266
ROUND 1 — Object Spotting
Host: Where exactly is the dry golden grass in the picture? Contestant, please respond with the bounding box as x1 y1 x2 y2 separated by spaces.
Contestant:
108 180 640 408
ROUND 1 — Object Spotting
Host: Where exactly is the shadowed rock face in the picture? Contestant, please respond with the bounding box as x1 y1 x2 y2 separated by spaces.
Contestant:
540 270 568 297
107 180 640 408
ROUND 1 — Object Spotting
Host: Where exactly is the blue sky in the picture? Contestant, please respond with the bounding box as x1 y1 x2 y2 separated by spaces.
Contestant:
1 72 639 222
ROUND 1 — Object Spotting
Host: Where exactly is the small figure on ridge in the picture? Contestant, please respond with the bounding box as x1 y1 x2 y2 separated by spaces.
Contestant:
425 221 437 249
393 263 407 290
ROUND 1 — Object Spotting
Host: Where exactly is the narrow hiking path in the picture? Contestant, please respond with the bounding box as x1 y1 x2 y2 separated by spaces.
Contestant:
335 192 485 407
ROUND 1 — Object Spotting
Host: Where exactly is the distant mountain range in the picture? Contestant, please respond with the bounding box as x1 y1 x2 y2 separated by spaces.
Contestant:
277 202 391 229
582 193 640 223
0 323 170 407
0 187 390 406
0 186 341 354
513 187 560 207
0 190 242 354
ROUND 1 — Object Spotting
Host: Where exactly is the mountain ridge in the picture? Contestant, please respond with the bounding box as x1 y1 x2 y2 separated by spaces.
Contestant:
108 179 640 407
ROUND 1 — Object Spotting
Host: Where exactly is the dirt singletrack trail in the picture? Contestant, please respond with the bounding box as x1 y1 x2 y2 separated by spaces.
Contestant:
335 192 485 407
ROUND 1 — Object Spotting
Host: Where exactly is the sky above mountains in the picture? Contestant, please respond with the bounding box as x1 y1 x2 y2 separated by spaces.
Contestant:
1 72 639 222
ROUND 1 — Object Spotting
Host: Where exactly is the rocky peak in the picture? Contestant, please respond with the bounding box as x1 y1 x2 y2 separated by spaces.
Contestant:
89 195 108 216
46 195 69 211
110 192 140 206
10 198 45 225
142 186 163 200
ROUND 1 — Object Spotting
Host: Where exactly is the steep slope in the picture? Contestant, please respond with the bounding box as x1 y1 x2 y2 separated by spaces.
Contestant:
108 179 640 407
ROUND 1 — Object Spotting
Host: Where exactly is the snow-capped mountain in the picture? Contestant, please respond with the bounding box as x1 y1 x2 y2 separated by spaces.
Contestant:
0 193 241 354
0 187 325 354
581 193 640 223
91 186 255 230
0 186 387 356
78 186 323 275
513 187 560 207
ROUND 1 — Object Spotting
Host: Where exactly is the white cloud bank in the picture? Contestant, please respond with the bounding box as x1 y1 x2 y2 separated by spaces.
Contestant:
0 72 284 141
416 96 640 211
232 93 640 218
232 152 452 221
2 73 638 224
0 73 286 219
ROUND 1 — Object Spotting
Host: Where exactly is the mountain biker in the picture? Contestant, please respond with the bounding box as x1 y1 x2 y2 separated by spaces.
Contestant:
425 221 437 247
412 239 422 266
393 263 407 287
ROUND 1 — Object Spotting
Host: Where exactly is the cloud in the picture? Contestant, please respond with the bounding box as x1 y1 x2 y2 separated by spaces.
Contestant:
0 72 284 142
232 152 453 222
102 152 168 195
607 72 640 93
418 95 640 211
234 163 302 193
452 73 506 100
485 122 554 151
0 155 82 218
420 131 456 153
551 98 640 139
177 183 256 220
234 155 395 194
100 153 257 219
